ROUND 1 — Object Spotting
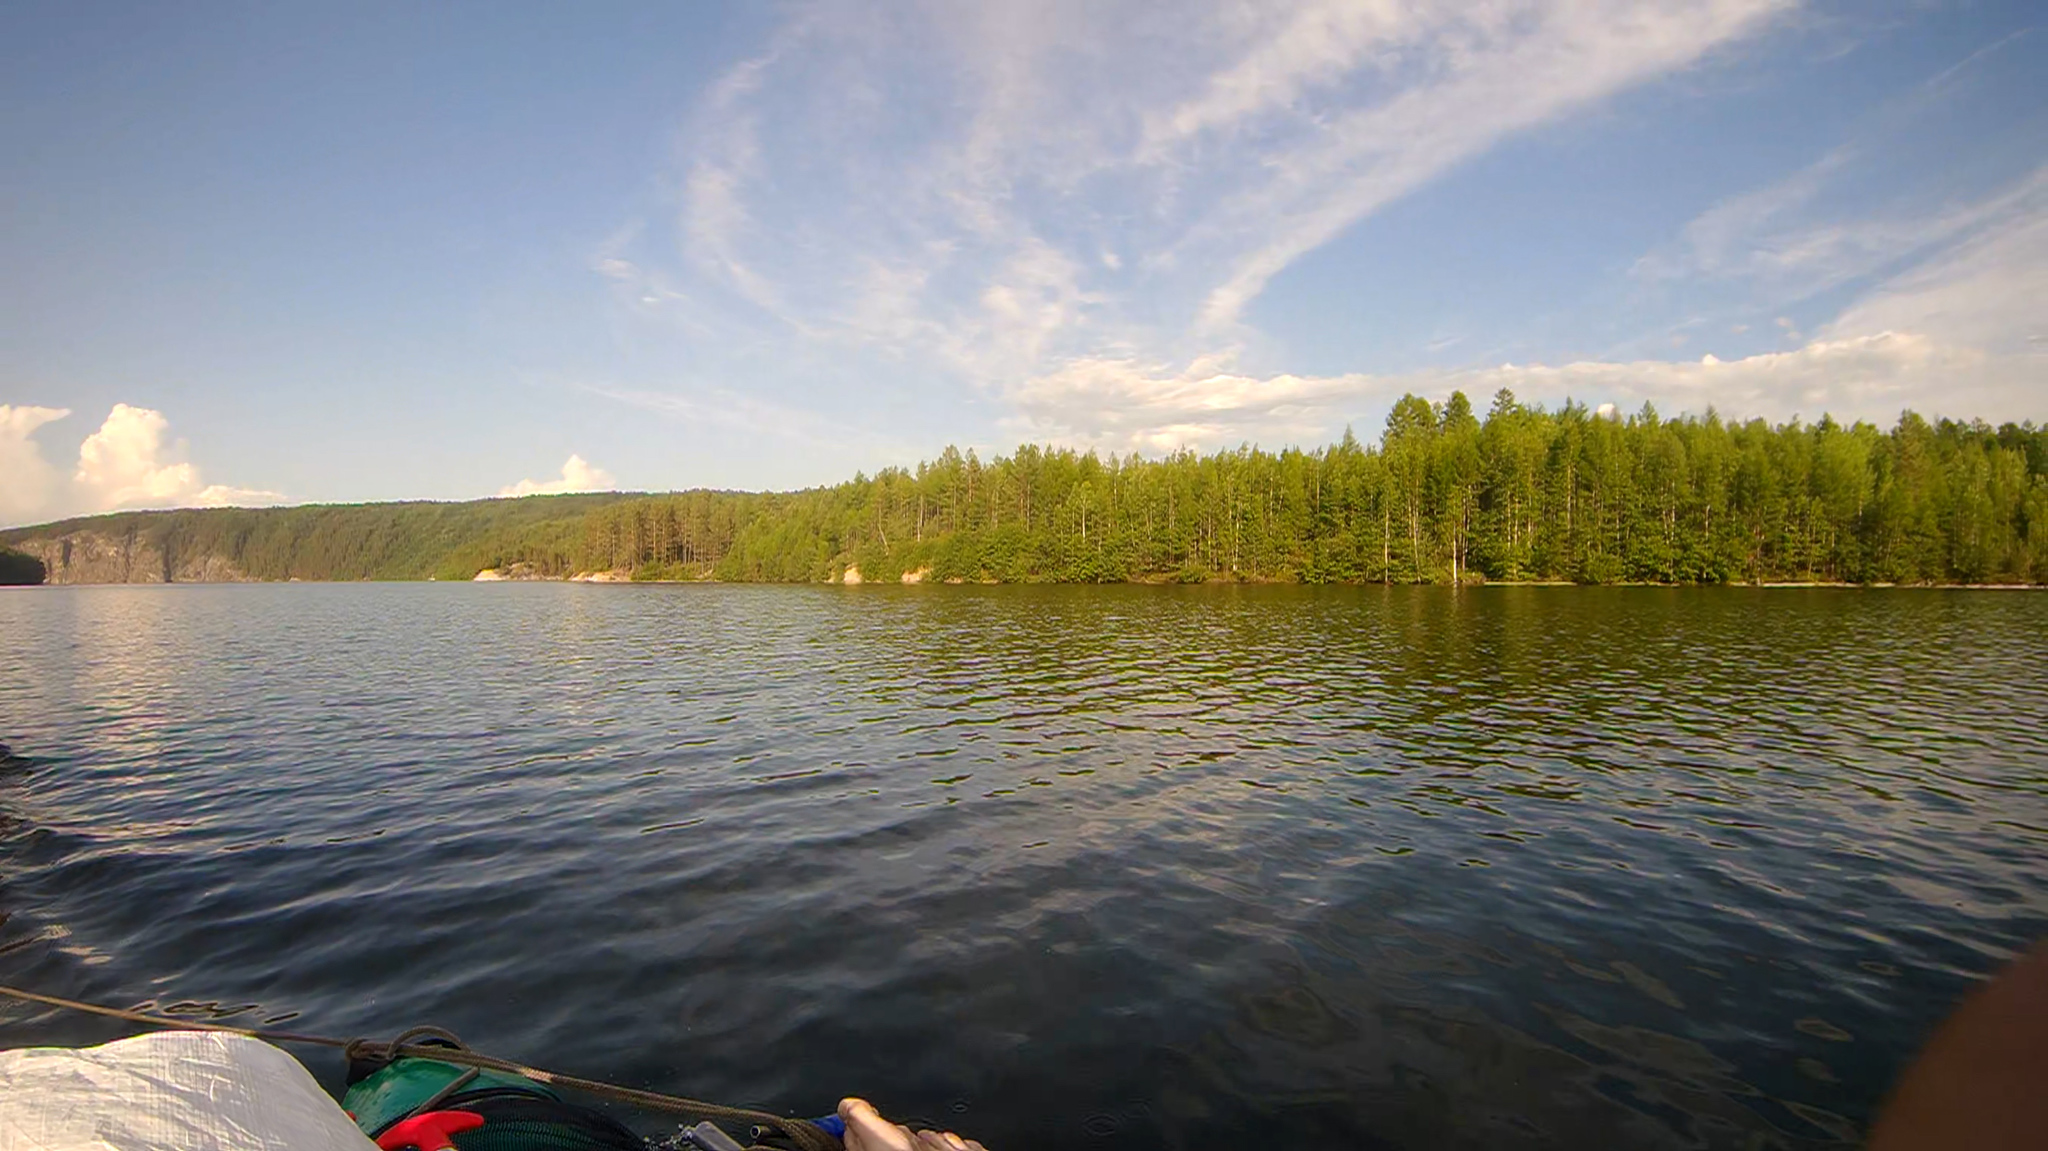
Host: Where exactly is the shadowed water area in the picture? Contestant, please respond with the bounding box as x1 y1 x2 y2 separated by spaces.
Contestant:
1 584 2044 1149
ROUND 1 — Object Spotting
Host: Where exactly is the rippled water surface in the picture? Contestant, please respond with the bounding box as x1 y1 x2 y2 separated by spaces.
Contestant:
1 584 2044 1148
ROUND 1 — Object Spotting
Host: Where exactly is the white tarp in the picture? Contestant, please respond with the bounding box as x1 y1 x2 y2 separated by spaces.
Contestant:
0 1031 376 1151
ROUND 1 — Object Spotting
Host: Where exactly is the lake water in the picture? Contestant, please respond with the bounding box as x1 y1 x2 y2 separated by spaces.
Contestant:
0 584 2043 1149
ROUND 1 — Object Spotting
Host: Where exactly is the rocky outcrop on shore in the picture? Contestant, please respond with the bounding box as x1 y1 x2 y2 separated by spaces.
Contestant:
13 531 248 585
471 562 557 581
473 566 632 582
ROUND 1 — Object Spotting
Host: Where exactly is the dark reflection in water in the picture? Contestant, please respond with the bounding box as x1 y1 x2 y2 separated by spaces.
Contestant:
0 584 2043 1149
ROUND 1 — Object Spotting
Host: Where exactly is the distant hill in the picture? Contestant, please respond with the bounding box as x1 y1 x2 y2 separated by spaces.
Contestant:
4 397 2044 586
0 494 640 584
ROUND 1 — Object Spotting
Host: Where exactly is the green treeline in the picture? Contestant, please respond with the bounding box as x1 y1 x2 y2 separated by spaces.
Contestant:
540 393 2048 585
6 394 2045 586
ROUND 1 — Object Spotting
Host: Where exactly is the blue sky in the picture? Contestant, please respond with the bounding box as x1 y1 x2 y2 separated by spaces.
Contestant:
2 0 2043 524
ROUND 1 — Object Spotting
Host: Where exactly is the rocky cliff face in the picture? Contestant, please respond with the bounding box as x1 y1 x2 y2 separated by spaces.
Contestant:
14 531 249 584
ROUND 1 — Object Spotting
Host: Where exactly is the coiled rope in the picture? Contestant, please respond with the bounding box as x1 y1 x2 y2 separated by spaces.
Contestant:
0 984 840 1151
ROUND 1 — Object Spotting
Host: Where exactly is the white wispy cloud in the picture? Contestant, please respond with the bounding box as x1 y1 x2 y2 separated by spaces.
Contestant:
1611 157 2048 428
607 0 2040 456
1012 330 2002 455
1027 171 2048 453
498 454 617 498
581 382 919 461
1135 2 1427 158
1637 156 2048 307
623 0 1787 387
1 403 285 527
1168 0 1793 329
1820 172 2048 357
682 58 787 320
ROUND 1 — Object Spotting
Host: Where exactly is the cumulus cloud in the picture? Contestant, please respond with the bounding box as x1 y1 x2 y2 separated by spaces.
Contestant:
498 455 617 497
74 403 209 509
1007 353 1369 453
1 403 283 527
0 405 71 524
1428 332 2001 426
76 404 287 511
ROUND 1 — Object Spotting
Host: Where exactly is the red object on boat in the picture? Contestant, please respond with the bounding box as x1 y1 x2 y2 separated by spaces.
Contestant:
375 1109 486 1150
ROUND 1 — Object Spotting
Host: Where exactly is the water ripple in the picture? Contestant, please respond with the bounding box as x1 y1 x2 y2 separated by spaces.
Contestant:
0 584 2043 1149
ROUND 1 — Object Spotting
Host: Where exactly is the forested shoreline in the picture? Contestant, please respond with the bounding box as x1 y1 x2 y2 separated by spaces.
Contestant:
6 392 2045 586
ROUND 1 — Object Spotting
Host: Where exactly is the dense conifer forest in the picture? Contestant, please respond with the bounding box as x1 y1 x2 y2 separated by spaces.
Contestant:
6 393 2045 585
